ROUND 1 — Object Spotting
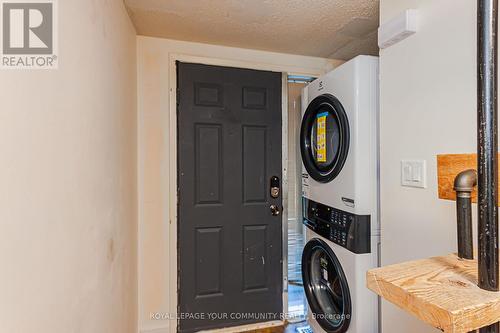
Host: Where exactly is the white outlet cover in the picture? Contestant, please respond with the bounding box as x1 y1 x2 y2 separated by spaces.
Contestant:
401 160 427 188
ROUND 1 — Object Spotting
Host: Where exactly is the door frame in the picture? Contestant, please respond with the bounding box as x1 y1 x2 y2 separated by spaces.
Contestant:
168 53 323 333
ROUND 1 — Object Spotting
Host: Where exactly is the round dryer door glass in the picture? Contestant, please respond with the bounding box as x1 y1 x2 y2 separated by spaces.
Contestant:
310 107 341 172
300 94 349 183
302 239 351 333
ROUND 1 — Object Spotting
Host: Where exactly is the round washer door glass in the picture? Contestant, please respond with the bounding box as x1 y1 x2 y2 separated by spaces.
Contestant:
302 238 351 333
300 94 349 183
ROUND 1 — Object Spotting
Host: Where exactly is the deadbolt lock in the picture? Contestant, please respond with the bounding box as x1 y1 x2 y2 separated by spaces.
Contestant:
270 176 280 199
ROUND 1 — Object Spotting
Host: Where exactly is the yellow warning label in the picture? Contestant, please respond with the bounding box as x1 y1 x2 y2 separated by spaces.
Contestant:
316 112 327 163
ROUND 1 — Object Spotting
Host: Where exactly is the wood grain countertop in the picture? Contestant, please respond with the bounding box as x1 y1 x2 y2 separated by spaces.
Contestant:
367 252 500 333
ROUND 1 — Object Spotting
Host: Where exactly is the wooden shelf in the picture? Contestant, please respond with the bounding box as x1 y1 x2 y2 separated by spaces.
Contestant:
367 253 500 333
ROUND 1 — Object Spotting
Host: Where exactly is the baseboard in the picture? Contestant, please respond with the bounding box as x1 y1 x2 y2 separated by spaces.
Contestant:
140 320 284 333
140 327 169 333
199 320 284 333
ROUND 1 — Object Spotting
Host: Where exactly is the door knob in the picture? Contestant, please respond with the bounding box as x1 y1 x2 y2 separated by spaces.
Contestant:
270 205 281 216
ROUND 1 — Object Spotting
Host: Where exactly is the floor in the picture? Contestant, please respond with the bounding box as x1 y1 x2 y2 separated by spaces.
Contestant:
287 218 307 320
244 321 309 333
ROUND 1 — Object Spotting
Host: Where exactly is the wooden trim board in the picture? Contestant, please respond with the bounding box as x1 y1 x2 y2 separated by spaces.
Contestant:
367 253 500 333
437 153 500 205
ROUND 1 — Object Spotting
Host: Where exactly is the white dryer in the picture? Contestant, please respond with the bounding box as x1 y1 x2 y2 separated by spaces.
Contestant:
300 56 380 333
300 55 379 234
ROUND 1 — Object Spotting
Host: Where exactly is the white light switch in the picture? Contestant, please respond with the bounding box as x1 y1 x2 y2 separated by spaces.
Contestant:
401 160 426 188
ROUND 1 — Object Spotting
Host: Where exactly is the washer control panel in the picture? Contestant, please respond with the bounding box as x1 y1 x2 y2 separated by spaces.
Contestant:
303 198 371 254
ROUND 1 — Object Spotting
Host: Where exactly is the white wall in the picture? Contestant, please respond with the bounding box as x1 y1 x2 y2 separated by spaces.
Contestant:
379 1 478 332
0 1 137 332
136 36 342 333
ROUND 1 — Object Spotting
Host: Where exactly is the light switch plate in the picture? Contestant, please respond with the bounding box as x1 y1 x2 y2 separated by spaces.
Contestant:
401 160 427 188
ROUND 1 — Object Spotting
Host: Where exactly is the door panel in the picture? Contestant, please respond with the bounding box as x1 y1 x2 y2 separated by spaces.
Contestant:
243 125 267 203
194 124 223 205
177 62 283 333
195 227 223 297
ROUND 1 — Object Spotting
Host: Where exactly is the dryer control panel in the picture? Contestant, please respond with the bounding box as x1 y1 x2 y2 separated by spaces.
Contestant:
303 198 371 254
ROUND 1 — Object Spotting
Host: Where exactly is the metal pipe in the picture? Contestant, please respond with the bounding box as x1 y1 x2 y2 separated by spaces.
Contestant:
478 0 499 331
454 170 477 260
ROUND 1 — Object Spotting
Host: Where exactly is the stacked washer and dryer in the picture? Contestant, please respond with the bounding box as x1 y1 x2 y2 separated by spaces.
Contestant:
299 55 380 333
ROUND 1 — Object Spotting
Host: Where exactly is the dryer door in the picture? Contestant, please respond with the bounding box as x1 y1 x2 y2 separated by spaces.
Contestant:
302 238 351 333
300 94 349 183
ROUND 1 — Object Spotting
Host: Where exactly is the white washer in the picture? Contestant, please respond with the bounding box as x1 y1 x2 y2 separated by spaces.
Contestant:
302 227 379 333
300 55 379 235
300 55 380 333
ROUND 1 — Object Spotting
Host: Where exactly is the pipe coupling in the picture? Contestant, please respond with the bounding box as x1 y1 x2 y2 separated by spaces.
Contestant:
454 169 478 198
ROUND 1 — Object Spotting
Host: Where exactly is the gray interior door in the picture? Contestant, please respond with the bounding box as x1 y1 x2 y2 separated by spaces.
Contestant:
177 62 283 333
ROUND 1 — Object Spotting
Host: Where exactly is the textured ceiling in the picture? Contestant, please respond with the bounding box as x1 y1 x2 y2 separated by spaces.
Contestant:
125 0 379 60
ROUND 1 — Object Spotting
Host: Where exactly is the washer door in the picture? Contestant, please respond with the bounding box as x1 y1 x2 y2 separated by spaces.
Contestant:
302 238 351 333
300 94 349 183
